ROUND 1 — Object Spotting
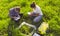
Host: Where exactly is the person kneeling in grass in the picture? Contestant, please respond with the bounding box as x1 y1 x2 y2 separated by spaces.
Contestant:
28 2 43 29
28 2 43 36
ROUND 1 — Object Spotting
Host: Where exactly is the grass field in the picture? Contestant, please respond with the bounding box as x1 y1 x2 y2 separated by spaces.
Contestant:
0 0 60 36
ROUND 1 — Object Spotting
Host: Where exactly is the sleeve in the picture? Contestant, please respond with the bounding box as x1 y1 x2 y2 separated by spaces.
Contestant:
9 9 14 18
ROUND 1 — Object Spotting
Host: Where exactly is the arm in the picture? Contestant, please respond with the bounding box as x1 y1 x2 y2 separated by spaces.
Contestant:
30 8 40 16
9 12 16 19
19 13 23 17
30 12 40 16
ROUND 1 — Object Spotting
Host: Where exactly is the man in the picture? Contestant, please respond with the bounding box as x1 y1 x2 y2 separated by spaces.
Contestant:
9 7 20 22
8 6 23 36
28 2 43 28
9 6 23 23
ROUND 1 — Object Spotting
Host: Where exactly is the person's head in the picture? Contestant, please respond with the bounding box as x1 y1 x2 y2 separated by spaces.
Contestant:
30 2 36 8
14 6 20 12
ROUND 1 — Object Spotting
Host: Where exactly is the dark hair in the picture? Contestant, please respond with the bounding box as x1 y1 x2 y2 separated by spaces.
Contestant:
15 7 20 12
30 2 36 8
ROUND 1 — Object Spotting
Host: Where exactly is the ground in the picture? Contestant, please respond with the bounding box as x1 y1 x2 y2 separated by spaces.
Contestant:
0 0 60 36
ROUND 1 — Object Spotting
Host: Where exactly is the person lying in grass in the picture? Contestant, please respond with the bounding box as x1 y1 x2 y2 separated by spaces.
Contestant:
8 6 23 36
9 6 23 27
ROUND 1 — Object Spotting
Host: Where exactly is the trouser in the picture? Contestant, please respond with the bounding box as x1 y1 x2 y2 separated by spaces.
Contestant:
29 15 43 33
8 19 20 36
30 15 42 28
12 18 20 27
8 13 23 36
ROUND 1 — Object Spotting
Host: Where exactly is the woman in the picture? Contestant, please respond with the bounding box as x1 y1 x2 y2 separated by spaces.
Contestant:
28 2 43 27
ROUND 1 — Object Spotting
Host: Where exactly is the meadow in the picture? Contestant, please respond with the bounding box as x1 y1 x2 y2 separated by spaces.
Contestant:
0 0 60 36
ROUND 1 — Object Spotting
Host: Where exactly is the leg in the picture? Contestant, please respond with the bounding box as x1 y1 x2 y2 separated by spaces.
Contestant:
33 15 42 27
33 15 42 23
8 20 14 36
14 19 20 28
33 15 42 31
8 26 12 36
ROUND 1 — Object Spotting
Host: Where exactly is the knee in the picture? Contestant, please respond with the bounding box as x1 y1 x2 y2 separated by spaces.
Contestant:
33 19 39 23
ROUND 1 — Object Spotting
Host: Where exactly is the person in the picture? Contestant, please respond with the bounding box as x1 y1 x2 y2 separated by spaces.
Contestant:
28 2 43 28
28 2 43 36
9 6 23 25
8 6 23 36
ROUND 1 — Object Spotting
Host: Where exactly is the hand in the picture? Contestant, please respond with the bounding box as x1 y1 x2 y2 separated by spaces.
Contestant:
33 13 39 16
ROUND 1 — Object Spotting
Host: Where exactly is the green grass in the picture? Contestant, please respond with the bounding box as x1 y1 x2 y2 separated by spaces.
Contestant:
0 0 60 36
